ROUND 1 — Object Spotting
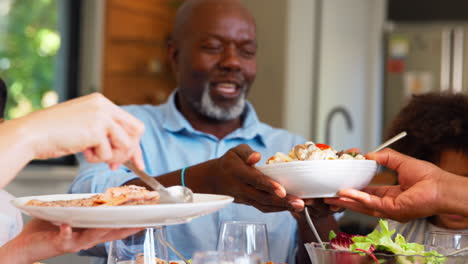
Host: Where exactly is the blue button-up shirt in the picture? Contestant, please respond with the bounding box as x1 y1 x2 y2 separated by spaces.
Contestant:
69 92 305 264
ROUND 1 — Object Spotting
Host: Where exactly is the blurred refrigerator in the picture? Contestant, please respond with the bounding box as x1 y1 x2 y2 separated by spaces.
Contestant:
383 22 468 132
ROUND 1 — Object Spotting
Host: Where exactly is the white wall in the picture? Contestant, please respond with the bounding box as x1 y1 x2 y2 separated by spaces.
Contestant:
283 0 317 139
242 0 288 129
313 0 386 151
247 0 386 150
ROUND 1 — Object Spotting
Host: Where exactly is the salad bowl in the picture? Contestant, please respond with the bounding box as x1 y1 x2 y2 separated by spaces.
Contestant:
305 220 468 264
305 242 467 264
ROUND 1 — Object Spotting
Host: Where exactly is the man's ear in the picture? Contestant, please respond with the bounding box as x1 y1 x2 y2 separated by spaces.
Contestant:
167 38 179 77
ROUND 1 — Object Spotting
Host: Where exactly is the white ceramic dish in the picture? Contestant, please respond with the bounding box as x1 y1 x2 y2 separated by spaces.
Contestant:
12 193 233 228
256 160 377 198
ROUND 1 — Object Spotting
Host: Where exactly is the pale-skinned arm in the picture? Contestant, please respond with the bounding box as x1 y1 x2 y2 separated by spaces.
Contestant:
0 93 145 188
0 219 142 264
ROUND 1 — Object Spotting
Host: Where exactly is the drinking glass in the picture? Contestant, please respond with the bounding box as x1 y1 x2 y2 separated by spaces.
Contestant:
424 230 468 250
107 227 168 264
192 250 262 264
217 221 270 262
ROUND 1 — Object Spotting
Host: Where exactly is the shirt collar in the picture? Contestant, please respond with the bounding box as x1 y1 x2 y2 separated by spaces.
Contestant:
161 91 266 146
160 91 194 133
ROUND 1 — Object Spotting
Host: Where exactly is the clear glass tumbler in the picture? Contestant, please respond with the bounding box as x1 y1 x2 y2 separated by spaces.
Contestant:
424 230 468 250
107 227 168 264
217 221 270 262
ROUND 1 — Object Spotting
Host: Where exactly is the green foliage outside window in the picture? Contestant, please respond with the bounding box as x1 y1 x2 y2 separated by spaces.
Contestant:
0 0 60 120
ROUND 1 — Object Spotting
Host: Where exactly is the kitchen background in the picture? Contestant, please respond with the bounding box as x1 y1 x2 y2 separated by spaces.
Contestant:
1 0 468 263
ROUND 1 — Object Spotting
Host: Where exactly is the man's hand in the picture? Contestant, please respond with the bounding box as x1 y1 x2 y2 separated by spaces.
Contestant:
325 148 443 222
291 198 335 220
209 144 304 213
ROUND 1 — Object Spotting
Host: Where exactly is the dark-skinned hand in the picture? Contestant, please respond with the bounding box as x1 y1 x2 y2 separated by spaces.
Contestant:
324 148 445 222
208 144 305 213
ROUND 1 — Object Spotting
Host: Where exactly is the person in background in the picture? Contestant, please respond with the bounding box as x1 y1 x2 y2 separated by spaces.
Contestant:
325 148 468 222
69 0 336 263
328 93 468 243
0 78 146 263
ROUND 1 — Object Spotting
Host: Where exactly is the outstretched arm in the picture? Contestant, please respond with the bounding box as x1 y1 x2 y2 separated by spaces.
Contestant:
0 93 145 188
325 148 468 221
126 143 305 213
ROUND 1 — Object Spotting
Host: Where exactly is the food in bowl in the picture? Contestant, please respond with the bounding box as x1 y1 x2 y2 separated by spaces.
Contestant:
266 141 365 164
306 220 466 264
257 141 377 198
25 185 159 207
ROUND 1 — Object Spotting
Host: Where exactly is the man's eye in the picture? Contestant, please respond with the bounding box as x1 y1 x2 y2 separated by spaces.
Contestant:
202 45 222 52
241 48 256 57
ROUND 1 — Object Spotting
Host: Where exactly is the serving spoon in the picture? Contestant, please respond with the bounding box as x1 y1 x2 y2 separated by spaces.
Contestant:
370 131 407 153
446 246 468 256
124 161 193 204
164 239 190 264
305 207 326 249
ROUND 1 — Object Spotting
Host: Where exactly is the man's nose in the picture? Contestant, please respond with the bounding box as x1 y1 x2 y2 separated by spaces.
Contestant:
219 45 241 71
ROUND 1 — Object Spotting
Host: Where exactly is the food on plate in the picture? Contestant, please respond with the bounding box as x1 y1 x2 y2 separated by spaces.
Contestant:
134 253 178 264
327 219 445 264
25 185 159 207
266 141 365 164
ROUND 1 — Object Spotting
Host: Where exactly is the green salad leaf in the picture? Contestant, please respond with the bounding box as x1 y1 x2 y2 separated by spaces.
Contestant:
348 219 446 263
329 220 448 263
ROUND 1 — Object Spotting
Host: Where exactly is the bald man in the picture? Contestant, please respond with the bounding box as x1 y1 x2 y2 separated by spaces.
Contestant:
70 1 336 263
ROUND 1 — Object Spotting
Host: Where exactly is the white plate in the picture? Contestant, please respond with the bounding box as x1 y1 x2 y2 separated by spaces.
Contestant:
12 193 233 228
117 261 184 264
257 160 377 198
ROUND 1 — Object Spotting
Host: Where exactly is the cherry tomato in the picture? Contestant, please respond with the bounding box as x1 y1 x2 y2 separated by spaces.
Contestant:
316 143 331 150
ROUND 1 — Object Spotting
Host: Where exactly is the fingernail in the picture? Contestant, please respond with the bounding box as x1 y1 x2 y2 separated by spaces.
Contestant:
275 188 286 198
290 200 304 209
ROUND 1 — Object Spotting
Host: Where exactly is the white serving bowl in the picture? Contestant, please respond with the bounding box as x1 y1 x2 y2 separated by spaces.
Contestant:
256 160 377 198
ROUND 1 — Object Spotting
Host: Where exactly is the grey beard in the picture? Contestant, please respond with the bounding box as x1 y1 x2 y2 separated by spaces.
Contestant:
194 84 246 121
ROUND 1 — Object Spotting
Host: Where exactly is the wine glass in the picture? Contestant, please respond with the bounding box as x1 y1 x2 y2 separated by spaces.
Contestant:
424 230 468 250
107 227 168 264
192 250 262 264
217 221 270 262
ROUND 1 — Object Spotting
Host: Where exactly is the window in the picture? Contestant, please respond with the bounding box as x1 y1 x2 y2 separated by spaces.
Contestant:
0 0 81 164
